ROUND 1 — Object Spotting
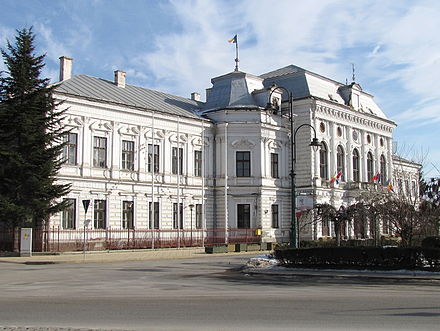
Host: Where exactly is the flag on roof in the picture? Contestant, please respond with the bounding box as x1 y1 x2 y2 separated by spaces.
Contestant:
228 35 237 43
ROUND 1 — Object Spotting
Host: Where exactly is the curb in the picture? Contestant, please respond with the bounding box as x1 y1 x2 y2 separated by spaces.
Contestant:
241 267 440 282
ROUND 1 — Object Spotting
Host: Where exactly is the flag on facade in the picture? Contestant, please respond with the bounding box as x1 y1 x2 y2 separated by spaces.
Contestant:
386 181 394 192
335 171 343 184
228 35 237 43
372 173 381 183
329 171 343 185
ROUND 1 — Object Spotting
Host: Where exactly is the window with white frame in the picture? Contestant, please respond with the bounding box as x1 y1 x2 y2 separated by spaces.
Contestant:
367 152 374 182
319 142 328 179
237 204 250 228
271 204 279 228
149 201 160 229
122 201 134 229
236 151 251 177
173 202 183 229
94 199 106 229
195 204 203 229
62 198 76 229
148 144 160 173
172 147 183 175
194 150 202 177
93 136 107 168
337 145 345 181
380 155 387 184
121 140 135 171
271 153 279 178
62 132 77 165
352 149 360 182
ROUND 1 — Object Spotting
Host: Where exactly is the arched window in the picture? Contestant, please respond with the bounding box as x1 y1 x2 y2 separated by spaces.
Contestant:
352 149 360 182
367 152 374 182
319 142 328 179
337 145 345 181
380 155 386 183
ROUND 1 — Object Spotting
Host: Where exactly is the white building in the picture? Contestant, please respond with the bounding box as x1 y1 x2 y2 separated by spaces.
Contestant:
50 57 420 245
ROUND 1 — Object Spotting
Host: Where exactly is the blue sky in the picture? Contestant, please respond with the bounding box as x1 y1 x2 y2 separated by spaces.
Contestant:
1 0 440 177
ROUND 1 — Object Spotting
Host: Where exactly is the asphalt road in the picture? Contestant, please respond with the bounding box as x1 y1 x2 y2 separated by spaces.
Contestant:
0 255 439 330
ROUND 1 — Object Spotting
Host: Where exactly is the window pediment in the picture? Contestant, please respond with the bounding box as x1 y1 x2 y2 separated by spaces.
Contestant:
231 138 255 149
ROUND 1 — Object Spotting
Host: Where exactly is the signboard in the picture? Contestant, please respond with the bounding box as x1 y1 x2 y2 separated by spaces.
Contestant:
20 228 32 257
82 199 91 214
296 195 314 211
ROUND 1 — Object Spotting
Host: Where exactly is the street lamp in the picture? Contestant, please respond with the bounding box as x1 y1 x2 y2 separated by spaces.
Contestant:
266 85 321 248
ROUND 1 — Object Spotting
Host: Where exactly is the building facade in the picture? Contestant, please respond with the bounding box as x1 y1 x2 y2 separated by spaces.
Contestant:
50 57 420 244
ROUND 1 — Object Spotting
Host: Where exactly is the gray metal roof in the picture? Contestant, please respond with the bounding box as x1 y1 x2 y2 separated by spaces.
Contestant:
54 75 203 119
260 65 388 119
260 64 306 80
202 71 264 111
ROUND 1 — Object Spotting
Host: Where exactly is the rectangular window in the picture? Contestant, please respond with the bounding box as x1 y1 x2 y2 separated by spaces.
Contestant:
173 202 183 229
382 219 390 235
271 153 279 178
148 144 160 173
121 140 135 171
194 150 203 177
122 201 134 229
148 202 160 229
93 136 107 168
196 204 203 229
236 151 251 177
322 220 330 236
62 198 76 229
271 204 279 228
172 147 183 175
62 133 77 165
237 204 251 228
94 199 106 229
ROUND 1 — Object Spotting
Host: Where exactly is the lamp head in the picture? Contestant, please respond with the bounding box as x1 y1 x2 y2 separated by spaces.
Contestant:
310 138 321 152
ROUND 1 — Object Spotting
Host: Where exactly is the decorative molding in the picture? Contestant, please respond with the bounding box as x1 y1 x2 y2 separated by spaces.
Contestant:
64 115 84 127
168 133 188 144
118 124 140 136
191 136 203 147
231 138 256 149
89 120 113 132
268 139 282 151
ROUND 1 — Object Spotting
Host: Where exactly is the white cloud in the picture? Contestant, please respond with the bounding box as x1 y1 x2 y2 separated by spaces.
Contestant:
34 23 70 64
136 0 440 130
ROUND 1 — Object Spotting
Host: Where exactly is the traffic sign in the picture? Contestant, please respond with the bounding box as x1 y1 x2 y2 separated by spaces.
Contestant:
82 199 91 214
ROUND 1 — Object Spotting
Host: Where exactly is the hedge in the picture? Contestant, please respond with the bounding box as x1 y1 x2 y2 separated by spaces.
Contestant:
274 247 440 271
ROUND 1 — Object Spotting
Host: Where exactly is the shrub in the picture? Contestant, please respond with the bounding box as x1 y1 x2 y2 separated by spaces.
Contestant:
274 247 440 271
421 236 440 249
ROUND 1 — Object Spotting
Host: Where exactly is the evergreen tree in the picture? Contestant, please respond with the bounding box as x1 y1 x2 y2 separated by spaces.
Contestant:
0 27 70 228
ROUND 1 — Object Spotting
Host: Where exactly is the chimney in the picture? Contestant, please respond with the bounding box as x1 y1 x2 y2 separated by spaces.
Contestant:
191 92 201 101
59 56 73 81
114 70 126 88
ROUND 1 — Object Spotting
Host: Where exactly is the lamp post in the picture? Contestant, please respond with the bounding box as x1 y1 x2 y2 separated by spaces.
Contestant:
266 86 321 248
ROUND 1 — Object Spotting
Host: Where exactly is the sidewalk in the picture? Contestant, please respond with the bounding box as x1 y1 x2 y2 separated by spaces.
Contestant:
0 248 265 265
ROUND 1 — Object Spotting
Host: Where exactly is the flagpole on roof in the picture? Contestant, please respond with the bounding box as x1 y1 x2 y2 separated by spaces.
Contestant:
228 34 239 71
235 35 239 71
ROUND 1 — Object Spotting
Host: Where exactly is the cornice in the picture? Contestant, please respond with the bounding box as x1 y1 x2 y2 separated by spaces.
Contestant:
315 103 395 133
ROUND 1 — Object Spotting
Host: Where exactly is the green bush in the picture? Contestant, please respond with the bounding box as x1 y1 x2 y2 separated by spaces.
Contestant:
274 247 440 271
421 236 440 249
